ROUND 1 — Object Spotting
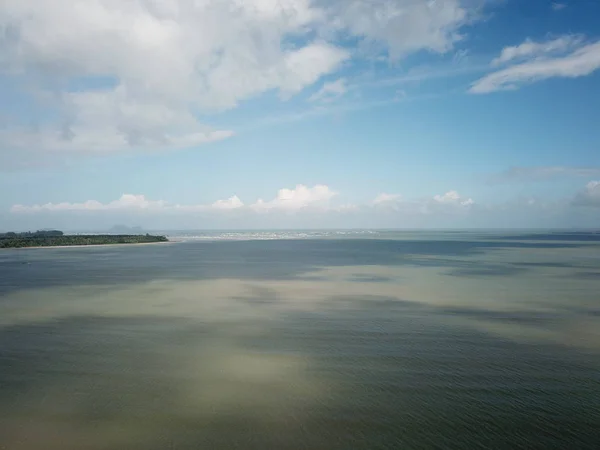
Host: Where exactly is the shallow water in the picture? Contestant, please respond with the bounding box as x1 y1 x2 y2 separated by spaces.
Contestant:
1 231 600 449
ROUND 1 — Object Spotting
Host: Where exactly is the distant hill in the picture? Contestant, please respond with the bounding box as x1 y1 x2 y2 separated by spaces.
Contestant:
109 225 144 234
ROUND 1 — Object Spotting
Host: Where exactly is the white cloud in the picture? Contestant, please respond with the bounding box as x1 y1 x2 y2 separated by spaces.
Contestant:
491 166 600 183
172 195 244 212
433 190 474 207
470 39 600 93
211 196 244 211
308 78 348 103
0 0 345 160
0 0 481 165
370 190 474 214
11 185 338 214
373 193 402 204
250 184 338 212
372 193 404 212
10 185 480 219
552 3 567 11
11 193 245 214
491 36 582 66
10 194 166 213
572 181 600 207
0 121 234 155
372 193 403 209
332 0 471 59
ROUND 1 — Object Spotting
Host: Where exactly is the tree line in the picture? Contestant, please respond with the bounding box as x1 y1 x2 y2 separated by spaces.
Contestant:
0 231 168 248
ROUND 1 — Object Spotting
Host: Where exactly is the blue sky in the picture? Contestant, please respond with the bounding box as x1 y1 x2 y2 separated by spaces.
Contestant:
1 0 600 230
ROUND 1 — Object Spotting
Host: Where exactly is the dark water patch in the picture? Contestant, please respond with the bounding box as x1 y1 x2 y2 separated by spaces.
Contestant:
294 275 329 281
558 305 600 317
570 271 600 280
446 265 526 277
334 295 568 328
347 274 393 283
236 306 600 449
490 231 600 242
1 302 600 449
513 261 579 269
0 238 588 295
439 306 561 326
329 295 424 311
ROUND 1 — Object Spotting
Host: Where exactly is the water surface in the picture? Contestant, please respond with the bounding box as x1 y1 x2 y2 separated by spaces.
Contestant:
1 231 600 449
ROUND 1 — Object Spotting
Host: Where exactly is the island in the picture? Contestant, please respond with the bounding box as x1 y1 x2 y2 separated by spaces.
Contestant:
0 230 168 249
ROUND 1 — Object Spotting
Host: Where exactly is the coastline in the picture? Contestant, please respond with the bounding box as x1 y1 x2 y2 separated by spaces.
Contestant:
2 241 173 250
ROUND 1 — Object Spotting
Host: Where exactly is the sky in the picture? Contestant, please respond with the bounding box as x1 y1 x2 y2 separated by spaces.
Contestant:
1 0 600 231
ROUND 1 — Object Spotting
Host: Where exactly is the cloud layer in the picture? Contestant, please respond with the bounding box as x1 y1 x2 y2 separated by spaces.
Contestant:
471 36 600 93
11 185 338 214
9 182 600 230
490 36 582 67
10 194 167 213
0 0 476 165
11 185 476 216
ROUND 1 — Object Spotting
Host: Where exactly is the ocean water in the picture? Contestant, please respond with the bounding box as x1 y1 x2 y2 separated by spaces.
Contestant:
1 230 600 449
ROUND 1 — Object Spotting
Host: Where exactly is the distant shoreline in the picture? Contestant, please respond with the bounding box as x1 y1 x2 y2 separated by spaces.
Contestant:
5 241 173 250
0 233 169 249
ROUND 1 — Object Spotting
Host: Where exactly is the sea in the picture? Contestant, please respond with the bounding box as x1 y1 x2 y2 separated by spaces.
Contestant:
1 230 599 449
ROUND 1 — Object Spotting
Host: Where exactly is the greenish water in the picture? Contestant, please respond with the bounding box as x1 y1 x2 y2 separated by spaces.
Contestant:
1 231 599 449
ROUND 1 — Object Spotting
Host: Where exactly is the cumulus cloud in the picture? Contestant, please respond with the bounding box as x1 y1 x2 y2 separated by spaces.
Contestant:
471 38 600 93
250 184 338 212
572 181 600 207
0 0 480 166
491 166 600 183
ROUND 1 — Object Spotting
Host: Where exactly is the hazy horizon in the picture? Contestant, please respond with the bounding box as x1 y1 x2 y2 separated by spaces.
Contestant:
4 226 600 235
